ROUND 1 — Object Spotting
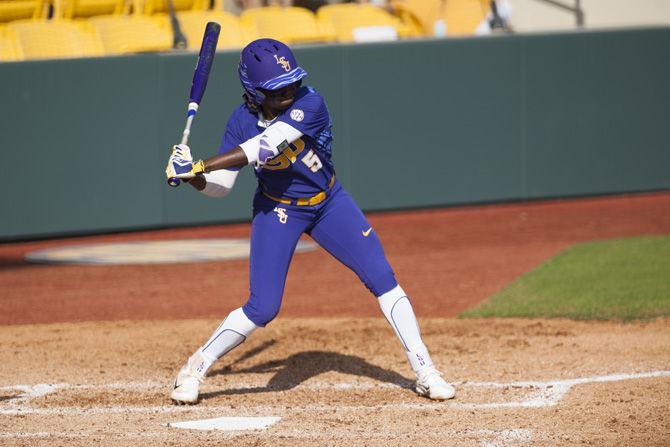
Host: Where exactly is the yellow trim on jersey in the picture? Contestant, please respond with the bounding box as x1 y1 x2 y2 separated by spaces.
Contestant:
262 175 336 207
263 139 306 171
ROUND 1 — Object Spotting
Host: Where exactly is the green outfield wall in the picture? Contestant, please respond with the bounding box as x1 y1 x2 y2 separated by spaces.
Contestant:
1 27 669 239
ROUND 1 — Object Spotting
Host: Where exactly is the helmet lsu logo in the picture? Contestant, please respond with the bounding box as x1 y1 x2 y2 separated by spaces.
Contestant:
273 54 291 72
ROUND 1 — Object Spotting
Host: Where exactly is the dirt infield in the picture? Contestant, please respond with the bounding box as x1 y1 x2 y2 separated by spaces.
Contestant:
1 318 669 446
1 192 670 446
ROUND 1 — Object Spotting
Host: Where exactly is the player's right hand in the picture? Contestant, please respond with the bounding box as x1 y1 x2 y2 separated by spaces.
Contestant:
172 144 193 162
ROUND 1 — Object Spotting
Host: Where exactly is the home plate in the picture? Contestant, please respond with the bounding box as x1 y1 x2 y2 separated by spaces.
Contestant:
165 416 281 431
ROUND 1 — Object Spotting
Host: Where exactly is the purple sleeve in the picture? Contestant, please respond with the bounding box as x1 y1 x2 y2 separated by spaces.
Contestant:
278 89 329 139
216 107 247 171
218 106 247 155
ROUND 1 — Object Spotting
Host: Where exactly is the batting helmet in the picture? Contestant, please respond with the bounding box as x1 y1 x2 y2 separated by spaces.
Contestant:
238 38 308 106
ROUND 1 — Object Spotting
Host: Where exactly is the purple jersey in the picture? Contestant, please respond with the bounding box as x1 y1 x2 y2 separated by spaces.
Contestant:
219 86 335 199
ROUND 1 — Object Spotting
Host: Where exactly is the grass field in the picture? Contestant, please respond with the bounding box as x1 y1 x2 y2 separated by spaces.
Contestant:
461 235 670 321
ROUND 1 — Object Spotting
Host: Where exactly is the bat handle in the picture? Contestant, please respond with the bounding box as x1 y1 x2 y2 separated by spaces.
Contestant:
180 113 195 145
180 129 190 145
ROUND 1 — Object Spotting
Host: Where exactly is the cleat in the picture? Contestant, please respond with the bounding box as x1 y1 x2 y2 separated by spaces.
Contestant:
170 370 201 404
170 352 208 404
415 367 456 400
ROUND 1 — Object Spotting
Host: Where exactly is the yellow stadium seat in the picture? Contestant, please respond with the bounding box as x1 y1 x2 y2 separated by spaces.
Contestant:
442 0 489 35
73 19 107 53
0 28 22 61
7 19 103 60
316 3 414 43
57 0 127 19
89 14 172 54
241 6 334 45
390 8 424 37
390 0 442 37
169 10 253 50
0 0 47 23
142 0 206 15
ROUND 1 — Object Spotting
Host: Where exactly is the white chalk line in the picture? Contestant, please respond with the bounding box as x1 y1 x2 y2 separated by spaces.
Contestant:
458 369 670 409
1 370 668 416
2 372 664 445
0 431 174 439
0 428 533 444
0 380 404 393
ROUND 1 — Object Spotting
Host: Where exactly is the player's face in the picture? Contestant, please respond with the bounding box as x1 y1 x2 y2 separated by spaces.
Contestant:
260 83 298 116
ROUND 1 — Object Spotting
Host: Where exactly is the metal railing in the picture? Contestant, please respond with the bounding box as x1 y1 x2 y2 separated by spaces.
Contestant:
532 0 585 27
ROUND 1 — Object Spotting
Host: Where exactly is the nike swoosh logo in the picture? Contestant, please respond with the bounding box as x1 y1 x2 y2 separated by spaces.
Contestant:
362 227 372 237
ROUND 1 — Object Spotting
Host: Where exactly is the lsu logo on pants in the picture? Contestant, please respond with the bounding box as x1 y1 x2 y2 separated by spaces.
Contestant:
273 207 288 224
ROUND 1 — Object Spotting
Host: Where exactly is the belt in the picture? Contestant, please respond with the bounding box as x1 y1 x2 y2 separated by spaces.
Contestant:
262 175 336 206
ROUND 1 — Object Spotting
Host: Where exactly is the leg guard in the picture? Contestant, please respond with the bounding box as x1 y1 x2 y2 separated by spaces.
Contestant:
378 285 434 373
200 307 259 366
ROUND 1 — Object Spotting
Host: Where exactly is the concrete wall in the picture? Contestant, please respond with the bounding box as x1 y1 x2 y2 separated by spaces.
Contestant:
508 0 670 32
1 27 669 240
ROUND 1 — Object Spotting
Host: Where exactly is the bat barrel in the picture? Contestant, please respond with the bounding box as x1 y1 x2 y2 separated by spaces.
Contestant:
189 22 221 105
167 22 220 189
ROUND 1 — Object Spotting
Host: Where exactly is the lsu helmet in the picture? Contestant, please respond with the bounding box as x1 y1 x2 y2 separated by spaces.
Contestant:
238 38 308 107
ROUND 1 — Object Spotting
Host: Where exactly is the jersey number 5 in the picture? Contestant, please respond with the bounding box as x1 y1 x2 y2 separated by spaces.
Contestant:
301 149 323 173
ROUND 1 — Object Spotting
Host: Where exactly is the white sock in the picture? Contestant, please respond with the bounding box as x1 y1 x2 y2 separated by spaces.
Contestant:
378 285 434 374
191 307 258 377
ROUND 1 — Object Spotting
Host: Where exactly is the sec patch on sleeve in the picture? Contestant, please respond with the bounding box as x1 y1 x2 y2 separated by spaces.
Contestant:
290 109 304 122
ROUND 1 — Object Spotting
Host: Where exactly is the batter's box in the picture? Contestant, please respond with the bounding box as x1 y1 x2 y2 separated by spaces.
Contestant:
453 370 670 410
2 371 668 416
450 383 548 408
27 387 167 408
0 383 168 415
0 391 22 403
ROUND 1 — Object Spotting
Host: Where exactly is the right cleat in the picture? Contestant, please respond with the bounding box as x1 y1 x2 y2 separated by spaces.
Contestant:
170 352 209 404
170 369 201 404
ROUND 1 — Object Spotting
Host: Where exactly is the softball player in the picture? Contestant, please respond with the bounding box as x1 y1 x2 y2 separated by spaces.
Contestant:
166 38 455 404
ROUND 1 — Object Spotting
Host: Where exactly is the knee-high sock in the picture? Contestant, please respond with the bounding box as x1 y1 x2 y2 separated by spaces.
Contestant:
190 307 259 377
378 285 434 374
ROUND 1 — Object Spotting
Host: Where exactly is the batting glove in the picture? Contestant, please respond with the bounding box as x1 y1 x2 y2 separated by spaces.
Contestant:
173 144 192 160
165 144 205 181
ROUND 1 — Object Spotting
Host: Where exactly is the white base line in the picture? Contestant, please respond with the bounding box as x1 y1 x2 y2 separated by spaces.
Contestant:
0 428 532 443
1 370 668 415
456 370 670 409
0 431 171 439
